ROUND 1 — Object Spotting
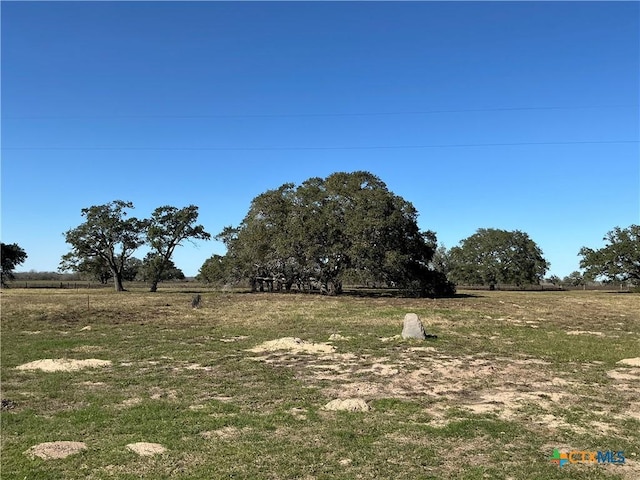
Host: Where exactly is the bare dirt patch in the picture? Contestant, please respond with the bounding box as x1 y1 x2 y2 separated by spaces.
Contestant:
150 387 178 401
566 330 604 336
607 368 640 382
70 345 104 353
618 357 640 367
201 426 250 440
322 398 370 412
247 337 336 354
269 349 598 434
328 333 351 340
118 397 143 408
220 335 249 343
25 441 87 460
16 359 112 372
126 442 167 456
183 363 214 371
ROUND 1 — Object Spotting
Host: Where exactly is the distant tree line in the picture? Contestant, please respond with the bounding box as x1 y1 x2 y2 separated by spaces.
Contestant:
56 255 185 285
4 171 638 294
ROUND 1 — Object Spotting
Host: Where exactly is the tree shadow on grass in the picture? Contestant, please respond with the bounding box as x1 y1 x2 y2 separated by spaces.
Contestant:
341 288 482 299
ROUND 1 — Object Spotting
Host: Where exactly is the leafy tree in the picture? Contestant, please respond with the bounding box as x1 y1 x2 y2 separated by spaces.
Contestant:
59 255 142 284
61 200 146 291
138 253 185 283
1 242 28 287
562 271 585 288
430 243 451 277
212 171 454 297
448 228 549 289
60 256 113 284
123 257 143 282
579 225 640 285
145 205 210 292
197 254 229 285
546 275 561 286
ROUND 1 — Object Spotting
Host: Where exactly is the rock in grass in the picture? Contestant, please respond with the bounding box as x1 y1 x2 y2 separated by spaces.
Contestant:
191 294 202 309
401 313 428 340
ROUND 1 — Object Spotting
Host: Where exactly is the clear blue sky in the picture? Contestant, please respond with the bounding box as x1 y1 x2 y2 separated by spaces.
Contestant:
2 1 639 279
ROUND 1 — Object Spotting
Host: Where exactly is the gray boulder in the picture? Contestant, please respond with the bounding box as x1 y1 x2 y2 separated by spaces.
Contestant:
402 313 428 340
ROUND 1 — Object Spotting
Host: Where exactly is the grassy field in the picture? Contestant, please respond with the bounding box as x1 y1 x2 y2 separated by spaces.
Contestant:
1 287 638 479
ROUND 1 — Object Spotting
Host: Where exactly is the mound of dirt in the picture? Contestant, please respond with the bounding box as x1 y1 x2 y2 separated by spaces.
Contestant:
322 398 370 412
618 357 640 367
16 359 111 372
126 442 167 456
247 337 336 354
25 441 87 460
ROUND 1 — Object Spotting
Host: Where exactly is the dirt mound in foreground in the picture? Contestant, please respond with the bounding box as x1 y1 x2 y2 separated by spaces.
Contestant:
618 357 640 367
25 441 87 459
16 359 111 372
322 398 370 412
247 337 336 354
126 442 167 456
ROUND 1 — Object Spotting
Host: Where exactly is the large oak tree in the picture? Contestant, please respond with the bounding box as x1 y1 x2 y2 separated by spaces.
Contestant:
145 205 210 292
210 171 455 297
579 225 640 285
448 228 549 288
61 201 146 291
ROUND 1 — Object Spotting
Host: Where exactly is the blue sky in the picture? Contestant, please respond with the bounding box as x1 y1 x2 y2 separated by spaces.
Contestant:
2 1 639 279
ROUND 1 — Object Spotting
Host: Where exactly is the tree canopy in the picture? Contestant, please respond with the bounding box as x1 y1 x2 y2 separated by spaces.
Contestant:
197 254 229 286
61 202 208 291
448 228 549 288
209 171 455 296
1 242 28 287
61 201 147 291
579 225 640 285
145 205 210 292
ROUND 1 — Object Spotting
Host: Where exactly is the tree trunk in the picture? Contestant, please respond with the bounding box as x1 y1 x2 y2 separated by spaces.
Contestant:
325 280 339 296
150 280 159 292
114 273 125 292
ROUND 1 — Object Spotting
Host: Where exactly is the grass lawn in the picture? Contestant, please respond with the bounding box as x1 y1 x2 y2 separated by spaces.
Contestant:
1 287 638 479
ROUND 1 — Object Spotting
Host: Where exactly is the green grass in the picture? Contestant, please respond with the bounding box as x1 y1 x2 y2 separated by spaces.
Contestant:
1 288 638 479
